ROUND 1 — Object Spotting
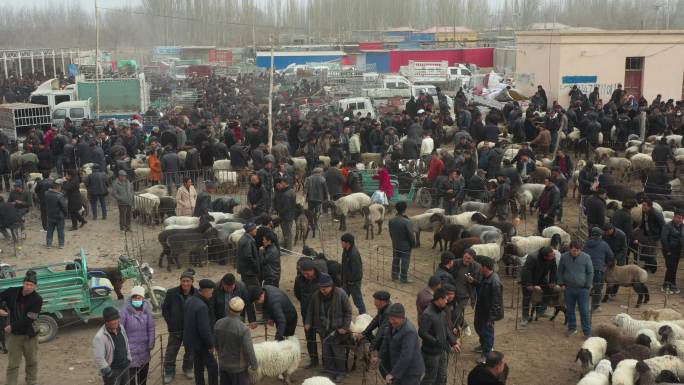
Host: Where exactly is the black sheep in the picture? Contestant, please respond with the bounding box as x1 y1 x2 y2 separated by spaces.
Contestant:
211 197 239 213
165 225 219 270
433 224 465 251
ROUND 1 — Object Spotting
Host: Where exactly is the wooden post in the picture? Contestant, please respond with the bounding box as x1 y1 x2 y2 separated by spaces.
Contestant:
267 35 275 151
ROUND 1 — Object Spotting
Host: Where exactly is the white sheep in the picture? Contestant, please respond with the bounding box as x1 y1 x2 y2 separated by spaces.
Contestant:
612 359 638 385
177 150 187 163
145 185 169 198
409 212 446 247
350 313 373 334
214 170 238 191
594 147 616 159
318 155 331 167
327 193 372 232
251 335 301 384
471 243 503 262
131 157 147 170
636 328 662 353
642 308 684 322
604 157 632 180
425 208 445 214
213 159 232 170
444 211 480 229
302 377 336 385
515 190 534 219
133 193 160 224
519 183 545 201
228 229 246 249
641 355 684 379
362 203 386 240
577 359 611 385
461 201 490 213
291 157 308 182
541 226 571 247
510 235 552 256
614 313 684 338
629 153 656 173
134 168 151 180
164 216 200 227
604 263 649 307
576 337 607 372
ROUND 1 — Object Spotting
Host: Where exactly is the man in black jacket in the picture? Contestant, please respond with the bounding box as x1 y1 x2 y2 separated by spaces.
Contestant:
237 223 260 288
0 270 42 385
294 259 321 368
361 290 391 374
260 232 281 287
583 189 607 230
519 247 558 326
0 142 10 192
419 288 460 385
192 181 215 218
661 210 684 294
551 168 568 221
341 233 366 314
536 177 561 234
611 199 635 256
250 285 298 341
163 269 196 383
602 224 628 266
638 199 665 273
434 252 457 287
324 159 346 200
45 179 68 248
578 161 598 198
211 273 256 324
85 164 109 220
388 201 417 282
492 175 511 221
274 177 296 250
379 303 425 385
247 174 270 217
473 256 503 362
184 279 217 385
467 351 509 385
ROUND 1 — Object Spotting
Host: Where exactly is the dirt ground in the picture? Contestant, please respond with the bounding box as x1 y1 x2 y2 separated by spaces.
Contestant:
0 180 682 385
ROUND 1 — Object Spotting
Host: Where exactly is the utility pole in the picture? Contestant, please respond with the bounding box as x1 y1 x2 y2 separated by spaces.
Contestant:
267 35 275 151
95 0 100 120
655 4 663 30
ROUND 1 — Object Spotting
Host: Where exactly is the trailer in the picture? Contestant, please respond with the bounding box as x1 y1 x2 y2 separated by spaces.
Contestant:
76 74 150 120
0 103 51 142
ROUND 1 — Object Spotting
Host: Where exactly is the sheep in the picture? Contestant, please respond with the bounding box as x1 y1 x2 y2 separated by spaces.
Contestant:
609 338 653 371
612 359 638 385
145 184 169 198
614 314 684 339
362 203 386 240
443 211 480 229
576 337 608 372
323 192 372 232
207 212 238 223
515 190 534 219
595 147 616 160
318 155 331 168
291 157 308 185
577 359 612 385
294 204 317 245
658 325 684 345
630 153 656 176
604 157 632 180
450 237 482 258
214 170 238 192
642 309 684 322
159 216 216 270
361 152 382 166
250 335 301 385
637 328 663 353
212 159 232 171
470 242 503 263
228 229 246 250
302 377 336 385
164 216 200 228
541 226 571 247
594 323 638 355
409 212 447 247
470 213 518 242
603 261 650 307
480 230 503 244
348 313 374 371
210 197 240 214
133 167 151 181
640 355 684 380
466 224 502 240
508 235 558 257
425 208 445 214
177 150 187 163
433 224 465 251
461 201 490 213
133 193 161 225
530 166 552 184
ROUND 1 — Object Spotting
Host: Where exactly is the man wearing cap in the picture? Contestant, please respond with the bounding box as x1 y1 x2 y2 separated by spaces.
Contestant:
305 273 352 382
162 269 196 383
193 181 216 218
85 163 109 220
93 306 132 385
44 177 68 249
583 227 614 313
111 170 134 232
340 233 366 314
8 180 29 218
294 258 322 368
417 276 443 321
184 279 218 385
519 246 558 326
467 351 509 385
237 223 260 288
361 291 392 373
473 256 503 362
439 169 464 215
214 297 258 385
661 210 684 294
419 288 460 385
211 273 256 325
250 285 298 341
0 271 43 385
558 240 594 337
379 303 425 385
274 177 296 251
256 157 275 205
388 201 417 282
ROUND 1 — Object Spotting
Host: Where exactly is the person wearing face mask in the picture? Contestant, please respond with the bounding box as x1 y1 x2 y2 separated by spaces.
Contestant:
119 286 155 385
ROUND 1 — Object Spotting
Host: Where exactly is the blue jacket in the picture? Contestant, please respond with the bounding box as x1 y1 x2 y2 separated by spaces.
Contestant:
583 238 614 272
558 251 594 289
380 319 425 381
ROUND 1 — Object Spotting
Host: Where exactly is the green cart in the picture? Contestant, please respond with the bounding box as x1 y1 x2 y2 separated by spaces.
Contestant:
0 249 165 343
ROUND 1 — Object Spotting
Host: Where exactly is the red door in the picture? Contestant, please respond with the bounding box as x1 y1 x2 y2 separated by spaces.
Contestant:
624 57 644 100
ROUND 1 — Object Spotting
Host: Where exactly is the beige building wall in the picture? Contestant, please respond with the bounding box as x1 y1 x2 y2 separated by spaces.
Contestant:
516 30 684 107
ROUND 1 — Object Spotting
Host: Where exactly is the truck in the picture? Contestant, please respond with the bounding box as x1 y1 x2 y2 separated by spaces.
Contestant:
75 74 150 120
51 100 93 128
29 79 77 110
399 61 472 87
0 103 51 142
334 97 376 119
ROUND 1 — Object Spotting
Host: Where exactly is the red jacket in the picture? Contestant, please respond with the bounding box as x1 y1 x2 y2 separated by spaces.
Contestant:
427 157 445 183
373 168 394 199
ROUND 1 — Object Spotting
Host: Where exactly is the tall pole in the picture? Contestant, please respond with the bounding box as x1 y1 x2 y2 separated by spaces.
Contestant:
267 35 275 151
95 0 100 120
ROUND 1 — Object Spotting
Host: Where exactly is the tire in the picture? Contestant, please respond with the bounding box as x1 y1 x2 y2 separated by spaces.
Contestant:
150 288 167 319
36 314 58 343
417 188 432 208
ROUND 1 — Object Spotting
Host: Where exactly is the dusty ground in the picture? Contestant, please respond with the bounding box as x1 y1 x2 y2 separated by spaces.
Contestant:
0 179 682 385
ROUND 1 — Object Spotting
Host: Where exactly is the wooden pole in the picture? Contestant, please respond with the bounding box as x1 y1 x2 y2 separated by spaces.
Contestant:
95 0 101 120
267 35 275 151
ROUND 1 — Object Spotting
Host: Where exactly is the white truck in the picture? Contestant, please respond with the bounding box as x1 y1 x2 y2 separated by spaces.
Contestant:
51 100 93 128
29 79 77 110
399 61 472 86
334 97 376 119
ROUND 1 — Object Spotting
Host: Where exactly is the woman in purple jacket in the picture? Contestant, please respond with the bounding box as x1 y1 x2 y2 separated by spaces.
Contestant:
120 286 155 385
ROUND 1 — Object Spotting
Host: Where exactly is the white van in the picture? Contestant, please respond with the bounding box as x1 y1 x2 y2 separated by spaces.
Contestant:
29 79 77 110
52 100 92 127
335 97 376 119
447 65 472 85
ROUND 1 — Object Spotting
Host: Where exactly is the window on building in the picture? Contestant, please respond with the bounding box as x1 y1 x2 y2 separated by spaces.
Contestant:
625 57 644 71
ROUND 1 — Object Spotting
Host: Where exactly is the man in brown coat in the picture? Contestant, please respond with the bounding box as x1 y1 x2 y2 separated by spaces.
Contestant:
530 126 551 156
416 276 442 324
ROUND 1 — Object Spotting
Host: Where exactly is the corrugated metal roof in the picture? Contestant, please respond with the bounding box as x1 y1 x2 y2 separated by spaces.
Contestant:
421 26 474 34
